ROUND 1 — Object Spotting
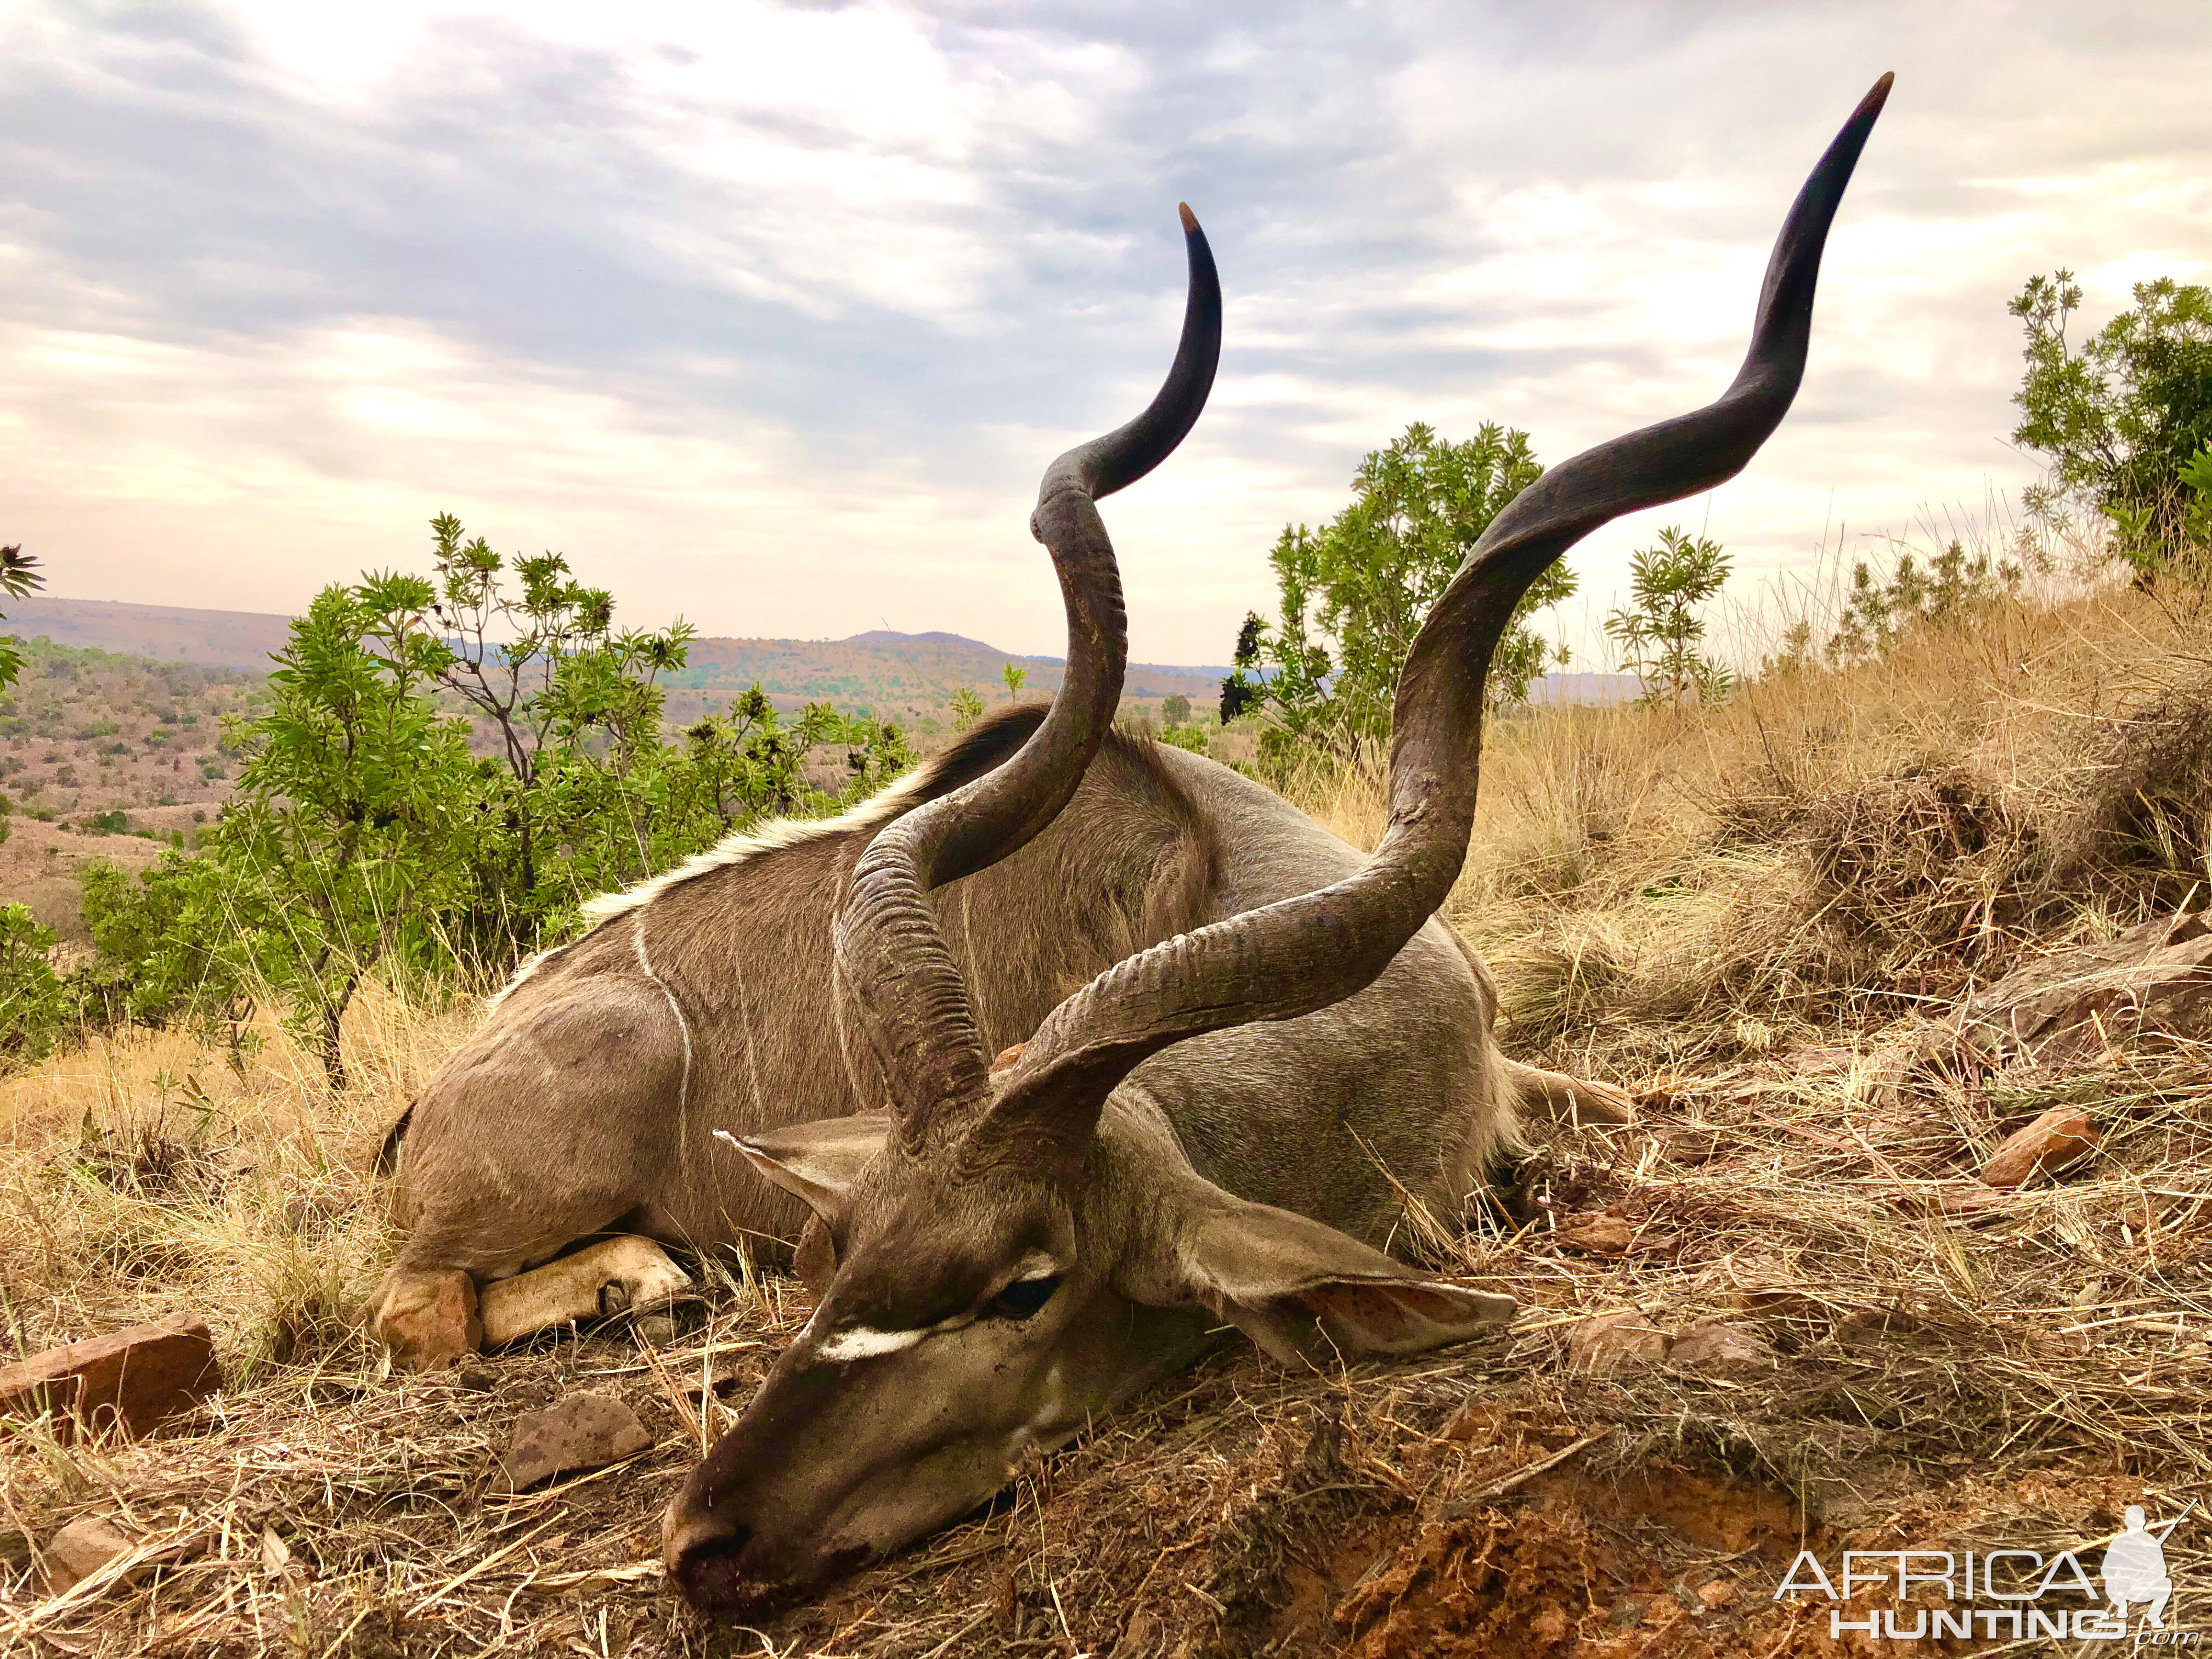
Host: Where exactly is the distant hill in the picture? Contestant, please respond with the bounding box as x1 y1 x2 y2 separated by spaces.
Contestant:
669 632 1230 721
5 595 1633 722
7 595 1231 722
4 596 294 669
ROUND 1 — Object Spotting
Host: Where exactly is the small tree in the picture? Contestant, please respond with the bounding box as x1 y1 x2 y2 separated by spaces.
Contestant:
1 546 41 835
1161 694 1191 726
950 686 985 731
2010 272 2212 570
1603 527 1732 709
1001 662 1027 701
402 515 697 918
1219 613 1265 725
220 584 482 1084
1237 423 1572 757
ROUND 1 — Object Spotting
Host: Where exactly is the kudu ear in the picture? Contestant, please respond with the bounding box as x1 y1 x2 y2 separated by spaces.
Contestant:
718 1114 890 1222
1177 1200 1517 1367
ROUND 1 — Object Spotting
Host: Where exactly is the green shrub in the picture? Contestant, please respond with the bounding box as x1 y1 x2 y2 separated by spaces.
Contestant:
2011 272 2212 572
0 902 70 1068
1224 422 1573 765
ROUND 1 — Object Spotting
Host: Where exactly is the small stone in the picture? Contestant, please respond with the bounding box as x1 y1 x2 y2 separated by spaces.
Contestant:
1668 1318 1775 1374
1660 1127 1724 1166
0 1312 221 1443
1111 1607 1161 1658
1696 1579 1737 1608
497 1391 652 1492
1553 1210 1635 1255
1836 1307 1927 1352
1566 1311 1671 1374
634 1314 678 1345
376 1271 483 1372
43 1516 140 1594
1982 1107 2097 1190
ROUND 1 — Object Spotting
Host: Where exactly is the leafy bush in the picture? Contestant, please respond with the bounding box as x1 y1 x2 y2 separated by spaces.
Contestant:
0 543 40 693
1225 424 1572 763
2010 272 2212 571
66 516 918 1084
1827 538 2030 662
0 902 70 1066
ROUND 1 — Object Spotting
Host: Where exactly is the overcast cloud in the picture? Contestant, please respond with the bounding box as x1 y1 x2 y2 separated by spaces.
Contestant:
2 1 2207 666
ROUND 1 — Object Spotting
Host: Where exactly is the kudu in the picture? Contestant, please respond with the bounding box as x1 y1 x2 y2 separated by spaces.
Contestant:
372 213 1622 1367
658 78 1892 1615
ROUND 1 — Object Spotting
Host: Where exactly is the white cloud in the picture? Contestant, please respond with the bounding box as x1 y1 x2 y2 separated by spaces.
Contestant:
1 0 2207 669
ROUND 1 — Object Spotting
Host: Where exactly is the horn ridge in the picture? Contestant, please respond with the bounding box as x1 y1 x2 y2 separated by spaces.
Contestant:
973 79 1892 1173
833 207 1223 1152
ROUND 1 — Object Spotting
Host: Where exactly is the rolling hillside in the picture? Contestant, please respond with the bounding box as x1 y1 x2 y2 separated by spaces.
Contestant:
6 596 1227 724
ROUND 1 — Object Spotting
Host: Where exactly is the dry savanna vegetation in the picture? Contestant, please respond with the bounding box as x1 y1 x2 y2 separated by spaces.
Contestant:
5 558 2212 1657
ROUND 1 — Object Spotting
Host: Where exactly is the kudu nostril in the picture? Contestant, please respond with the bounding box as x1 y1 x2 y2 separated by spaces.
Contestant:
669 1523 757 1612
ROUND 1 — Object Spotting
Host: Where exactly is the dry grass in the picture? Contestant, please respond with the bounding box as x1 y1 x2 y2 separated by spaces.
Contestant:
4 571 2212 1655
1281 577 2212 1079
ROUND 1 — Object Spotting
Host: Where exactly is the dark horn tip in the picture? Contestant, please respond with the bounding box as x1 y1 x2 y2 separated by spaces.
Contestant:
1859 72 1895 115
1178 201 1199 234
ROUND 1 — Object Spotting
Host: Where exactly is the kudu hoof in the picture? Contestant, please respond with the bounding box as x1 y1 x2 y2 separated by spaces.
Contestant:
374 1271 483 1372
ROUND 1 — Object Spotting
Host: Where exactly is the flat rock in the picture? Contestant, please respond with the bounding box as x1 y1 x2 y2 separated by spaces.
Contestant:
479 1237 693 1348
1955 912 2212 1062
0 1312 219 1443
42 1516 140 1594
1553 1211 1635 1256
1667 1318 1775 1374
1566 1311 1671 1374
1982 1105 2097 1190
497 1391 652 1492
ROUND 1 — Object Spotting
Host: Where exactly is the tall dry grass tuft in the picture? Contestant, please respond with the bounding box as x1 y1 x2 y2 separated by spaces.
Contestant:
1284 571 2212 1074
0 981 476 1380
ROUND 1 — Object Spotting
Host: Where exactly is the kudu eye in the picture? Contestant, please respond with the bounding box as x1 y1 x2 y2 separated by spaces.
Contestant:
987 1274 1062 1321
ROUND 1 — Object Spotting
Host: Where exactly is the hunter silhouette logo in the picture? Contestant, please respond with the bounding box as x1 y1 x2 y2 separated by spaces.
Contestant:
2107 1502 2190 1630
1775 1498 2194 1641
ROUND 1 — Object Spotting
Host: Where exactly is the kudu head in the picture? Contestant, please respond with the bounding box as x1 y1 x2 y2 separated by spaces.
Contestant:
665 74 1891 1617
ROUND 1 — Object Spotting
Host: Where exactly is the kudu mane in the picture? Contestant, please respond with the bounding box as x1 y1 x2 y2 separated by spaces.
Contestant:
484 704 1201 1017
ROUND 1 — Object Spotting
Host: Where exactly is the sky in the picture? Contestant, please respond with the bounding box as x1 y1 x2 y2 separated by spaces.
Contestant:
2 2 2208 668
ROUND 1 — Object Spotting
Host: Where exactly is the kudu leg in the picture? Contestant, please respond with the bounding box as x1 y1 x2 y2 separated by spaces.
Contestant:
1499 1058 1634 1128
373 1183 648 1370
373 980 690 1369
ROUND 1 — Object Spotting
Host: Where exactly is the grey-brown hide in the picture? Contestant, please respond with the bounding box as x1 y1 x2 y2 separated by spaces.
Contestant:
373 714 1554 1359
659 76 1892 1620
